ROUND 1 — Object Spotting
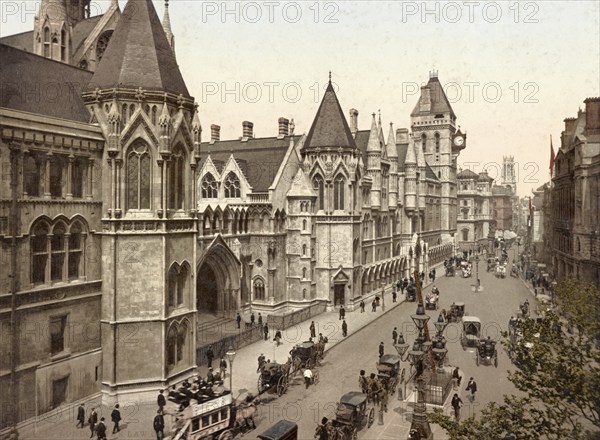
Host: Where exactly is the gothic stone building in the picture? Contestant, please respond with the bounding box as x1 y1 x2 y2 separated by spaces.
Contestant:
0 0 463 428
456 169 494 251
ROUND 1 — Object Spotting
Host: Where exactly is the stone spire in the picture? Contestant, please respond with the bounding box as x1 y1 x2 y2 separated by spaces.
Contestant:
387 122 397 158
162 0 175 55
366 113 381 153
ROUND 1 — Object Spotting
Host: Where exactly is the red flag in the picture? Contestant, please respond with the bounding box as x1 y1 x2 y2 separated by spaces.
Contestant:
550 135 556 177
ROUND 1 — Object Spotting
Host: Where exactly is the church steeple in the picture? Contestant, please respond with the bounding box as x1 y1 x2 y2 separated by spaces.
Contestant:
162 0 176 56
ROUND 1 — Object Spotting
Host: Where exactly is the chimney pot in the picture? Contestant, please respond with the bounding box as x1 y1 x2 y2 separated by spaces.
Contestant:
242 121 254 139
210 124 220 142
278 117 289 137
584 97 600 134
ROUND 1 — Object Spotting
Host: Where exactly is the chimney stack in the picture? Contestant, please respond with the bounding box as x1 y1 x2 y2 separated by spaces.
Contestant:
396 128 409 144
210 124 220 143
419 86 431 113
242 121 254 140
349 109 359 135
564 117 577 134
584 97 600 135
278 117 289 138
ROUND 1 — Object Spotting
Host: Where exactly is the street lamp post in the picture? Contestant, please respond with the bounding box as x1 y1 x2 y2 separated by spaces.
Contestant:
475 255 480 291
225 346 236 401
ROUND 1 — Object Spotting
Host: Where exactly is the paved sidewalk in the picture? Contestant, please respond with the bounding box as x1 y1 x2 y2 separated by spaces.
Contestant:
11 276 441 440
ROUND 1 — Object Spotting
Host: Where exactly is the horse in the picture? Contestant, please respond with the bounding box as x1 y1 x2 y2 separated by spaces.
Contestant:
234 396 259 431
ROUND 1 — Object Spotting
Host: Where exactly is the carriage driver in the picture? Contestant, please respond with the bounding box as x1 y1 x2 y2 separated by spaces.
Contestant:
304 368 314 389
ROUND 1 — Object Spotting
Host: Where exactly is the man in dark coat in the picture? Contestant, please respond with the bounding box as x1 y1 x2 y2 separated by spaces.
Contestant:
360 300 365 312
157 390 166 412
88 407 98 438
378 341 384 358
341 320 348 337
257 353 266 372
76 404 85 428
153 410 165 440
392 289 397 303
263 323 269 341
392 328 398 345
206 345 214 368
236 312 241 329
258 313 263 327
466 377 478 403
251 312 256 325
96 417 107 440
111 404 121 433
451 394 463 421
310 321 316 338
339 305 345 320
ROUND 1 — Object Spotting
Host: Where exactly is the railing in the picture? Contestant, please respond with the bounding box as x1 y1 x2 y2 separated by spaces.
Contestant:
196 325 263 367
267 301 328 330
422 370 453 406
249 192 270 203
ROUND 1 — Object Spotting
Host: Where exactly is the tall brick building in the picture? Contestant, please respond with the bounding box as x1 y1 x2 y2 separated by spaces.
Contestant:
0 0 464 428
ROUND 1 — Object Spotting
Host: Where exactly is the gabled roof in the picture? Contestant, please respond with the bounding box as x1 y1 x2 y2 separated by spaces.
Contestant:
457 169 479 179
88 0 189 97
287 168 316 198
0 44 92 122
411 76 455 118
199 136 300 192
0 30 34 52
303 81 356 150
425 163 439 181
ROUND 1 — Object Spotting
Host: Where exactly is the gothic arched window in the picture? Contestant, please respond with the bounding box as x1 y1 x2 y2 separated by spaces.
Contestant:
31 221 49 284
302 267 307 279
43 27 50 57
50 222 67 281
303 219 307 231
168 265 178 308
68 221 83 279
169 145 186 210
126 142 151 211
333 175 345 210
253 278 265 300
24 153 40 196
201 173 218 198
60 29 66 61
421 133 427 152
313 175 324 211
224 172 241 198
96 30 113 62
177 322 187 362
435 133 440 153
166 326 177 367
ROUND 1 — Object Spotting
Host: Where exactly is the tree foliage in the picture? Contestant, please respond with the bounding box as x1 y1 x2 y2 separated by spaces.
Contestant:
428 278 600 439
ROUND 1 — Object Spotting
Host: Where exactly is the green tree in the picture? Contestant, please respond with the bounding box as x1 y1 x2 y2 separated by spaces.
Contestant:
429 278 600 439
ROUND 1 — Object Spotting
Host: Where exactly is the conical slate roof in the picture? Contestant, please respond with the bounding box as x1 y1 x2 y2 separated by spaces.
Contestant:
411 76 455 118
303 81 356 150
386 123 397 158
88 0 189 97
366 113 381 152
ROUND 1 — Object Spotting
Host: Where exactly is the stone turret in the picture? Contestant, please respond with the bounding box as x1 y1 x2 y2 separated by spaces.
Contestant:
387 123 398 208
366 113 382 208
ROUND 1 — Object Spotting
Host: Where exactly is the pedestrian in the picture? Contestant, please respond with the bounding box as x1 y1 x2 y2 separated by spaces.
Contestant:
257 353 265 372
157 389 166 411
219 357 228 379
372 300 377 312
378 341 384 358
451 393 463 421
251 312 255 326
258 312 263 326
263 323 269 341
319 332 324 343
310 321 316 338
206 345 214 368
380 387 388 413
88 407 98 438
392 327 398 345
207 367 214 383
342 319 348 337
111 404 121 433
96 417 107 440
274 329 282 346
432 268 436 282
339 305 345 320
76 403 85 428
236 312 241 329
465 377 477 403
153 410 165 440
392 290 397 303
360 300 365 313
452 367 462 389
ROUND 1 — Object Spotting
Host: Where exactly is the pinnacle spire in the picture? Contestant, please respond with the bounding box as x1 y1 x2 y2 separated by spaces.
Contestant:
387 122 397 158
366 113 380 152
405 141 417 165
163 0 175 53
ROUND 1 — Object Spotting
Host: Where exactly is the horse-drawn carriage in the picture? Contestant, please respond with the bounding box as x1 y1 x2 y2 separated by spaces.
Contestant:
329 392 375 440
258 361 290 397
258 420 298 440
290 340 322 374
495 263 506 278
376 354 402 396
444 302 465 323
476 337 498 367
405 284 417 301
445 265 455 277
461 316 482 350
425 292 439 310
487 258 496 272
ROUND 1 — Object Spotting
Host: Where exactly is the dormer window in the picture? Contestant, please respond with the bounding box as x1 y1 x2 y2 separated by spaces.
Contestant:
201 173 218 198
224 172 241 198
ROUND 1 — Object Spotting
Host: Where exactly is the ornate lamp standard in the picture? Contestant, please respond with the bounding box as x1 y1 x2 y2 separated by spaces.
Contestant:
225 346 236 401
474 255 480 291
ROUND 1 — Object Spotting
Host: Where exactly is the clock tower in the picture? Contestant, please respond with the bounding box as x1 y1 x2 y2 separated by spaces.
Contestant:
410 71 465 241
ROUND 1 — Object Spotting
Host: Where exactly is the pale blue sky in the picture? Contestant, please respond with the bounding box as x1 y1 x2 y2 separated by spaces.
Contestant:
2 0 599 196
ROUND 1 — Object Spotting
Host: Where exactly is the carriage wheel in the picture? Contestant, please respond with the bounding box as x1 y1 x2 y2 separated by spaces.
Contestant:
351 427 358 440
292 356 301 376
257 375 265 393
277 374 288 396
306 358 313 369
367 408 375 428
313 371 320 385
218 430 233 440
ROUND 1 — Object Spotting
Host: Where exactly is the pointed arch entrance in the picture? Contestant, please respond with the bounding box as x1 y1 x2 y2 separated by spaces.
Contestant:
196 235 241 317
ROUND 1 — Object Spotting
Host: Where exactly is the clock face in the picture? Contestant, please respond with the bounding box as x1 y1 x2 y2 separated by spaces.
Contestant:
454 136 464 147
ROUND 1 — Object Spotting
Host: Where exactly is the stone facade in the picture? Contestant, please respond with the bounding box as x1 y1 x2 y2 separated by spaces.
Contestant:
456 169 494 251
549 97 600 286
